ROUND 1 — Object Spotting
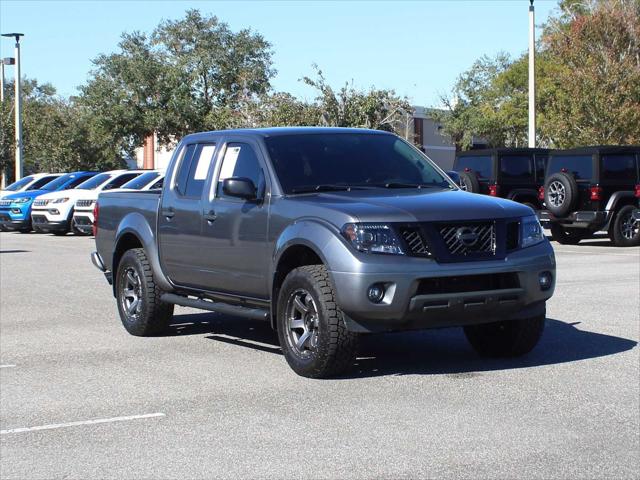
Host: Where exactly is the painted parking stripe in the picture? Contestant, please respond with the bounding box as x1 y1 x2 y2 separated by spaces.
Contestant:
0 365 16 368
555 249 639 257
1 413 165 435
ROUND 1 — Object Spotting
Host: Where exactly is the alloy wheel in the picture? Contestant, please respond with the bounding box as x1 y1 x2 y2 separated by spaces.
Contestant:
548 181 566 207
285 289 320 357
620 211 639 240
121 267 143 319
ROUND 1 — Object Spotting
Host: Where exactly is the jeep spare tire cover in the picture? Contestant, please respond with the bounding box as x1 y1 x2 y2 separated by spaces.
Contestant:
544 172 578 216
459 171 481 193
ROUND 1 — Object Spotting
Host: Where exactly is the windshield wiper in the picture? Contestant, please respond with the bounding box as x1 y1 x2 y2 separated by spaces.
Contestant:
290 184 371 194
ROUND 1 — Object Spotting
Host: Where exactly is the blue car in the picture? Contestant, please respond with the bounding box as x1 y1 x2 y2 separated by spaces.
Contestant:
0 171 98 232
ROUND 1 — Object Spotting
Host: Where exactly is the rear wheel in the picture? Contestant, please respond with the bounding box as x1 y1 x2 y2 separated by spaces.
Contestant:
464 314 545 357
277 265 358 378
116 248 174 336
550 223 590 245
610 205 640 247
458 171 480 193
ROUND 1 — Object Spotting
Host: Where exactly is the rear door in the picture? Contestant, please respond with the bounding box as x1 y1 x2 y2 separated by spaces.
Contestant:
157 140 220 287
198 136 271 298
546 154 594 210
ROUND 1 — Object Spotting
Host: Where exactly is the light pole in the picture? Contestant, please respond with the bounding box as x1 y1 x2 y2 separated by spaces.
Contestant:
2 33 24 181
0 59 5 102
528 0 536 148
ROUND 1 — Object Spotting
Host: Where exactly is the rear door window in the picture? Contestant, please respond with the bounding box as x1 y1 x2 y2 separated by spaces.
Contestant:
455 155 493 179
601 154 638 182
546 155 593 181
185 144 217 198
499 155 533 180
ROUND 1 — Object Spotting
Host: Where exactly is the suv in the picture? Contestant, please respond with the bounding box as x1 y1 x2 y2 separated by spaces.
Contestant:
540 146 640 246
92 128 556 378
453 148 550 209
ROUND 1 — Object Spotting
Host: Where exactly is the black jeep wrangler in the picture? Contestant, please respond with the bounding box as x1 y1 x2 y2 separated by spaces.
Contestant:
540 146 640 246
453 148 550 209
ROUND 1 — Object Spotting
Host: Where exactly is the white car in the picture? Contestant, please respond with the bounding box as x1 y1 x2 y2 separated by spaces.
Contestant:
31 170 144 234
0 173 62 199
72 170 165 235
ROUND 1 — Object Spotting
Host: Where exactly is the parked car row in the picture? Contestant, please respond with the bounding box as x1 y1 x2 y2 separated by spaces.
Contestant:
0 169 165 235
452 145 640 247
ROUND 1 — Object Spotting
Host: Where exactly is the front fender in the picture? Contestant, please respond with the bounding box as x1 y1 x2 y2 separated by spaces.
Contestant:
114 212 173 292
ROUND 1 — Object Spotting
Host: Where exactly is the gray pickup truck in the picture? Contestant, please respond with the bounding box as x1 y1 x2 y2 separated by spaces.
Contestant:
92 127 556 378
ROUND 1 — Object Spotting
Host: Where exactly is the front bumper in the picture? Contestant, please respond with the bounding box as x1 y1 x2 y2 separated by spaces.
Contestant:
31 214 69 233
72 213 93 234
0 208 30 230
538 210 607 230
330 241 556 333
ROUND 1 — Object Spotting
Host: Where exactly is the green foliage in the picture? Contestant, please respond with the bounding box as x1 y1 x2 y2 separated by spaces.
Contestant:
435 0 640 150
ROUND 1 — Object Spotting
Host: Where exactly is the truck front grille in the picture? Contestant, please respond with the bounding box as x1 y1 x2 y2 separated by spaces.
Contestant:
0 200 13 207
438 222 496 256
399 227 431 256
33 199 50 207
75 199 95 208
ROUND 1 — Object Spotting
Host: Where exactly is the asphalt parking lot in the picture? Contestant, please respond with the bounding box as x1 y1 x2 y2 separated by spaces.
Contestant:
0 231 638 479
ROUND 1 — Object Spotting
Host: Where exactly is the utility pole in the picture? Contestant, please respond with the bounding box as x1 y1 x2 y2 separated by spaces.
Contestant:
0 59 5 102
528 0 536 148
2 33 24 181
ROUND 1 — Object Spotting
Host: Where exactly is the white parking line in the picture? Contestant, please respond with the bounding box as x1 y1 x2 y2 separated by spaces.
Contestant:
0 413 165 435
0 365 16 368
555 249 639 257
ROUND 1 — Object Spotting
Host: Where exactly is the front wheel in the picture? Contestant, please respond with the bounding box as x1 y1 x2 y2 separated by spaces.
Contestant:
277 265 358 378
464 314 545 357
610 205 640 247
116 248 174 336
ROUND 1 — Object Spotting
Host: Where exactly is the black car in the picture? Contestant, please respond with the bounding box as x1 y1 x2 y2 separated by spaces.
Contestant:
453 148 550 209
540 146 640 246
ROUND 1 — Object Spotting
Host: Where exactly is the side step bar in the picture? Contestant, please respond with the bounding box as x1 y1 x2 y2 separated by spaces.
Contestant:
160 293 269 321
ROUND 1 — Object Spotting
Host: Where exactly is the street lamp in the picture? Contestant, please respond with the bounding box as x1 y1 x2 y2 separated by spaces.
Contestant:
2 33 24 181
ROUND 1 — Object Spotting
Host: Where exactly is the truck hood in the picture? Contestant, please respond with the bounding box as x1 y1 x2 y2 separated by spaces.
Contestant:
34 189 93 201
292 188 533 223
2 189 49 201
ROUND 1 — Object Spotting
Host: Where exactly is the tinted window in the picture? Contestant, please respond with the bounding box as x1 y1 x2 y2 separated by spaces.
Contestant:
41 174 74 191
102 173 141 190
266 134 449 194
121 171 160 190
547 155 593 180
455 155 493 179
76 173 113 190
28 175 60 190
175 144 197 196
185 144 217 198
4 176 34 191
150 177 164 189
499 155 533 180
66 174 95 189
217 143 264 198
535 155 548 179
601 154 638 181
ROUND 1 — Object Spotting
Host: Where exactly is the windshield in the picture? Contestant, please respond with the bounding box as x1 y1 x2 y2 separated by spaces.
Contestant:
41 174 74 191
547 155 593 180
265 133 451 194
455 155 493 179
76 173 112 190
4 176 34 191
120 172 160 190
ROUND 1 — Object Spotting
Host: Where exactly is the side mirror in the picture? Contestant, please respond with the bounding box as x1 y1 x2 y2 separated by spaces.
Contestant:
222 177 257 200
446 170 461 185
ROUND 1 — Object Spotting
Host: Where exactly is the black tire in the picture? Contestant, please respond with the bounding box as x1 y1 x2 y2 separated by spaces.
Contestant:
464 314 545 357
277 265 358 378
550 223 590 245
52 230 68 236
459 171 481 193
544 172 578 216
610 205 640 247
116 248 174 336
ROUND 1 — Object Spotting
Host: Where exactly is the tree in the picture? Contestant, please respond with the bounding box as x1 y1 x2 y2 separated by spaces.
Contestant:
301 65 413 135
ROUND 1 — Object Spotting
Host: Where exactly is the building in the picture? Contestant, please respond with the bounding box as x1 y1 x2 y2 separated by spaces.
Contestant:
133 107 457 171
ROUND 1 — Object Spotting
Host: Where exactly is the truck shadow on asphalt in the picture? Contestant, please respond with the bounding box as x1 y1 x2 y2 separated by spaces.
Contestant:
166 313 637 378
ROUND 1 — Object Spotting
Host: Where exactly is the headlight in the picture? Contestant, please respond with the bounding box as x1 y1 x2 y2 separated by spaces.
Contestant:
13 197 31 204
53 197 70 204
520 215 545 248
342 223 405 255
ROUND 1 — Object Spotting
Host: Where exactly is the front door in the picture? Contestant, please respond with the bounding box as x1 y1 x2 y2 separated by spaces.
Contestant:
199 138 271 299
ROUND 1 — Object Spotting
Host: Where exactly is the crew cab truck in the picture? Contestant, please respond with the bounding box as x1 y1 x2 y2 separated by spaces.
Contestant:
92 128 556 378
453 148 550 209
540 146 640 246
73 170 164 235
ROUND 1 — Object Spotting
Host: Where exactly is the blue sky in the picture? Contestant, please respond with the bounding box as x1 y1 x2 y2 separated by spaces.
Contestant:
1 0 558 107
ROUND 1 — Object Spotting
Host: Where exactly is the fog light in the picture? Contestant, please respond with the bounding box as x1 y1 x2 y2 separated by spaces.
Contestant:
11 208 21 214
367 284 385 303
539 271 552 291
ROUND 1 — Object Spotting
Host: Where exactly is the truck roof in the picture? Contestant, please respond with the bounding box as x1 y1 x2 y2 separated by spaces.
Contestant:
182 127 394 143
549 145 640 156
456 148 551 157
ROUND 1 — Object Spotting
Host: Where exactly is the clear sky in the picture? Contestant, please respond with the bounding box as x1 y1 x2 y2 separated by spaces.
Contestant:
1 0 558 107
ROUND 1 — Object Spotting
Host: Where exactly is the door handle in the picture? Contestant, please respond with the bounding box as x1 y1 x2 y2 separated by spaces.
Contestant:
204 210 217 223
162 207 175 219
